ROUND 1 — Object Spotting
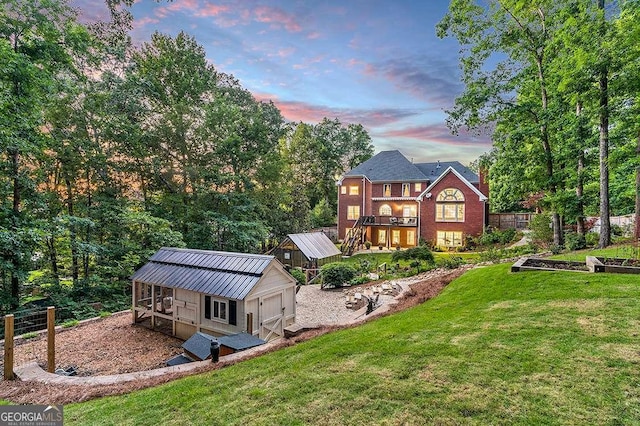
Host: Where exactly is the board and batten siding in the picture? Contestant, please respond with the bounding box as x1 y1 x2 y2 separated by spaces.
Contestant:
245 264 296 339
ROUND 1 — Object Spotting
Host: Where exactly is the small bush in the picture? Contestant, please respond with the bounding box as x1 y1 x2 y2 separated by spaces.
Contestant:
289 268 306 286
349 276 370 286
530 214 553 247
549 244 563 255
99 311 112 318
392 246 435 264
478 248 501 263
438 256 464 269
565 232 587 251
21 332 38 340
321 263 357 288
585 232 599 246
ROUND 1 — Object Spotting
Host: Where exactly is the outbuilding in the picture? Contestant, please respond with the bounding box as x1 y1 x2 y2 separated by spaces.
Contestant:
131 247 297 341
272 232 342 272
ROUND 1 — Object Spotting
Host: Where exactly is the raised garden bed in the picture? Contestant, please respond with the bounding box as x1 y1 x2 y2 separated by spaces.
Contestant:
511 257 589 273
586 256 640 274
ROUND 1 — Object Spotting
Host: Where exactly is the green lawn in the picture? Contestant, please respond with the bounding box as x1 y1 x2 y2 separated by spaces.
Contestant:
65 254 640 425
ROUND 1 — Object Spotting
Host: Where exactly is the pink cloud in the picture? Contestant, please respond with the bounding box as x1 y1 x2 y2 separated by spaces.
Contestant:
252 93 418 127
195 2 230 17
380 124 490 147
307 31 321 40
254 6 301 32
133 16 159 29
155 0 199 18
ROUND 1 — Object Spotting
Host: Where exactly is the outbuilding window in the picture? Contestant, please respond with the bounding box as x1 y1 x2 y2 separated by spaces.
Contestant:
205 296 227 322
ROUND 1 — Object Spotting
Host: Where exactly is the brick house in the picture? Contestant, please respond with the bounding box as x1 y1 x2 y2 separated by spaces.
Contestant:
337 150 489 252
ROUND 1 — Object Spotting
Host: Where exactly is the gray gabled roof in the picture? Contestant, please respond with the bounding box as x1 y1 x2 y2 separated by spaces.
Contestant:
287 232 341 260
343 150 478 184
415 161 479 183
344 150 426 182
130 247 276 300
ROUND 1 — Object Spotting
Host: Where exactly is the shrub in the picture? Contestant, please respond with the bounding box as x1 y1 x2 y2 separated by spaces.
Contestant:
391 246 435 264
585 232 599 246
349 276 370 286
438 256 464 269
530 214 553 247
321 263 357 288
565 232 587 251
99 311 112 318
289 268 306 286
549 244 563 255
21 332 38 340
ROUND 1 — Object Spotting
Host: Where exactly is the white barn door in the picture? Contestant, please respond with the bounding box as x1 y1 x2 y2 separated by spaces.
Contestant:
260 292 284 340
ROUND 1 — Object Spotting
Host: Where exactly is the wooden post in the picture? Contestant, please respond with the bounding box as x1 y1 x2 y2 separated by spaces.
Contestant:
4 314 14 380
246 313 253 335
47 307 55 373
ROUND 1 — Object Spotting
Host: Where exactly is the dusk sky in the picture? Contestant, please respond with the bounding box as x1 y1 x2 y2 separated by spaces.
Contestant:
73 0 492 165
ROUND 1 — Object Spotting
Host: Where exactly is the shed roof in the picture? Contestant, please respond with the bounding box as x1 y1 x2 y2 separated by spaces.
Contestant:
130 247 275 300
287 232 341 260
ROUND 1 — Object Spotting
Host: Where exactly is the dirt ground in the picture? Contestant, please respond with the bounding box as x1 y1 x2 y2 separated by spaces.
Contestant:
0 267 468 405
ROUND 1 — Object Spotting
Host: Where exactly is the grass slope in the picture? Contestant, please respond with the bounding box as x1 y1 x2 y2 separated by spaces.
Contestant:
66 264 640 425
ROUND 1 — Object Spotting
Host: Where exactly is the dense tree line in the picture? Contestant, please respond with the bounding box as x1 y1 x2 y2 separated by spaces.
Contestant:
439 0 640 247
0 0 373 313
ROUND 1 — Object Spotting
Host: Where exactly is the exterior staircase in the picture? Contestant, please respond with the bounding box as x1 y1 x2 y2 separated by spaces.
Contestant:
340 216 375 256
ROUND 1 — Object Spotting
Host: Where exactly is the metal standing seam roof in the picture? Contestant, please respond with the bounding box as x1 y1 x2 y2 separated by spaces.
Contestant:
130 247 275 300
287 232 341 260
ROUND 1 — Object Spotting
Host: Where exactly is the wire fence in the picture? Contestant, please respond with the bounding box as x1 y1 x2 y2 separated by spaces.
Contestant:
2 307 55 337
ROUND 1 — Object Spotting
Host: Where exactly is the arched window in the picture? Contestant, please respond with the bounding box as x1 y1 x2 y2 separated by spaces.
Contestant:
379 204 392 216
436 188 465 222
436 188 464 202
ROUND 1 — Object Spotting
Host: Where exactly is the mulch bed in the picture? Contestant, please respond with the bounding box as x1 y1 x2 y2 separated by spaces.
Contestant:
0 267 467 405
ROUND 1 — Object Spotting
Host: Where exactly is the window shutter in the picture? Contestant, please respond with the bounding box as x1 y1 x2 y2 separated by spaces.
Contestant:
229 300 237 326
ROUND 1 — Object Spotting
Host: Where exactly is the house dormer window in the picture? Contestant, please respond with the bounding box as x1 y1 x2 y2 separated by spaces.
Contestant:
435 188 465 222
402 183 410 197
383 184 391 197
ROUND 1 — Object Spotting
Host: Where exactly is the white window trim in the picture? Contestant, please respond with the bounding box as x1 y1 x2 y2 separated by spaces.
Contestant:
205 296 229 324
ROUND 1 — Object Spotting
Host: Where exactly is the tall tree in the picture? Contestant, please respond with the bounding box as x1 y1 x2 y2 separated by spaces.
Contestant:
438 0 567 245
0 0 85 308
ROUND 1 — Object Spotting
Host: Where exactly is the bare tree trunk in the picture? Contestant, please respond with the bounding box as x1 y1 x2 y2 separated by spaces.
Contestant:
66 178 79 286
10 148 20 310
635 132 640 241
598 0 611 248
576 102 585 235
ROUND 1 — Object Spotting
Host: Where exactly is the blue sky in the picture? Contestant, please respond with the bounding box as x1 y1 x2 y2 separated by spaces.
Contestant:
73 0 492 164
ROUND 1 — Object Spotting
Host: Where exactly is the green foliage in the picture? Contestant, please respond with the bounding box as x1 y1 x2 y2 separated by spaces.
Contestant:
289 268 306 286
21 332 38 340
437 256 465 269
309 199 335 228
564 232 587 251
349 276 370 286
391 246 435 264
99 311 111 318
585 232 599 247
320 262 357 288
530 214 553 247
66 256 640 425
61 319 79 328
479 227 517 246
